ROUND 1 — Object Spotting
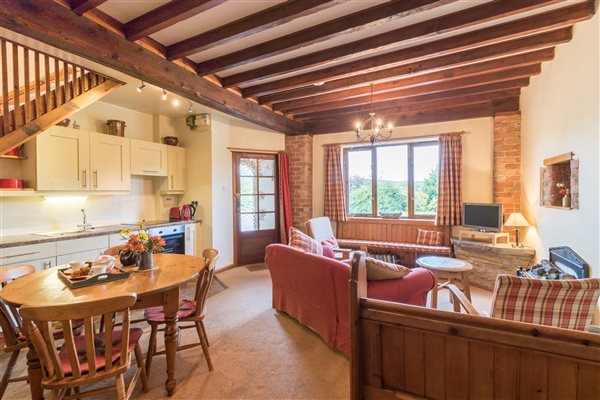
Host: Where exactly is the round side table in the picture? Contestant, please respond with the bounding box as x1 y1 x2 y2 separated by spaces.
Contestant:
416 256 473 310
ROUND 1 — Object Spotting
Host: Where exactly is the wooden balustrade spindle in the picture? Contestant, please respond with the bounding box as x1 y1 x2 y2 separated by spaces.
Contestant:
82 68 88 92
23 48 30 123
54 58 61 105
12 43 21 129
1 39 8 135
34 51 41 118
44 54 52 111
63 62 69 102
72 63 79 97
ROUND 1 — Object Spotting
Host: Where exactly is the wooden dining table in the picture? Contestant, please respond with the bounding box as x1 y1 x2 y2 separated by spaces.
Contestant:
0 253 205 399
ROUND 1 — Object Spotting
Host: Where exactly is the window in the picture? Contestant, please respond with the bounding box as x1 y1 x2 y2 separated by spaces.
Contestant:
344 141 439 218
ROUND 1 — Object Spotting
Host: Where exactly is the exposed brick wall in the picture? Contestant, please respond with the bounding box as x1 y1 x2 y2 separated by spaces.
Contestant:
285 134 313 231
493 112 522 238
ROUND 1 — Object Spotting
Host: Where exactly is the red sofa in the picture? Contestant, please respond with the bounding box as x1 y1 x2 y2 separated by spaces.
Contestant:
264 244 435 355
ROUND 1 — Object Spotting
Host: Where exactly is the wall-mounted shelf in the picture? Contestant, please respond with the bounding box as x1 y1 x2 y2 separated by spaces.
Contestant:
544 205 573 211
0 155 27 160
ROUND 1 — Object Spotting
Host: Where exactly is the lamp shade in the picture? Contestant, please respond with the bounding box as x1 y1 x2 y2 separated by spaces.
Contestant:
505 212 529 227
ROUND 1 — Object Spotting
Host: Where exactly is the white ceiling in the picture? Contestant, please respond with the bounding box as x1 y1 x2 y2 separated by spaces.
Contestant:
91 0 583 89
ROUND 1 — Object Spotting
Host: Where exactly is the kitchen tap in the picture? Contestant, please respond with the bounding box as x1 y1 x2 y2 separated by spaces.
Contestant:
78 208 93 231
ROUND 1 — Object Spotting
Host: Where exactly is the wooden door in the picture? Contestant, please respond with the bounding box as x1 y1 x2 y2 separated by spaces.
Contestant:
233 153 279 266
89 132 130 191
35 126 89 191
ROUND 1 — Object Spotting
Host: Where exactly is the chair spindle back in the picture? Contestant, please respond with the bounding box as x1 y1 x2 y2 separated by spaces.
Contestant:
193 249 219 317
20 294 137 381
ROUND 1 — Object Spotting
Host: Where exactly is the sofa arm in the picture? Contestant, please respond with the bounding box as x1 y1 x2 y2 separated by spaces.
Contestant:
367 267 435 307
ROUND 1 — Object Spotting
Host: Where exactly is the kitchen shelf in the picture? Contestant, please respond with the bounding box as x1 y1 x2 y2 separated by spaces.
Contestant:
0 155 27 160
544 205 573 210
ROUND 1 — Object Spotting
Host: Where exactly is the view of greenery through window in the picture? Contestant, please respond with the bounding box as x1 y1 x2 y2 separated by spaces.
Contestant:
347 143 438 217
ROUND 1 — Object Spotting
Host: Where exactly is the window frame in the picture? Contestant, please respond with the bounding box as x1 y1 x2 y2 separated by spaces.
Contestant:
343 140 439 219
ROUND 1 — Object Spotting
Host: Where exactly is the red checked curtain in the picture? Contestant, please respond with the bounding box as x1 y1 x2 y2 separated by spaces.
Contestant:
278 152 293 243
324 146 347 222
436 134 462 226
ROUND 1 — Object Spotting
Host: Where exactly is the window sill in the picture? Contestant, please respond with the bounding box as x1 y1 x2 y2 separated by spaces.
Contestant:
345 217 436 225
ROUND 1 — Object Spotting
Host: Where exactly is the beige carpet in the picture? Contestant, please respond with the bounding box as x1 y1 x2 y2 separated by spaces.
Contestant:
3 268 492 400
3 267 349 400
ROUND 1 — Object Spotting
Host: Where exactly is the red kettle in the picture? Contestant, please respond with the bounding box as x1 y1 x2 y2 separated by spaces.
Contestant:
180 201 197 221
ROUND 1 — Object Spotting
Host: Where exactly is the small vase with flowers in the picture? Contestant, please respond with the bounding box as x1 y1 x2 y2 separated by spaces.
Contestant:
119 227 165 270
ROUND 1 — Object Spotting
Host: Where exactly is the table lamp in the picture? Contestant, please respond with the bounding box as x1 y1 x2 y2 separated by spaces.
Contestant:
505 212 529 248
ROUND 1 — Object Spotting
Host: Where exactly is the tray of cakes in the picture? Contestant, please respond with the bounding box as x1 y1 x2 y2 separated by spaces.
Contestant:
57 256 130 289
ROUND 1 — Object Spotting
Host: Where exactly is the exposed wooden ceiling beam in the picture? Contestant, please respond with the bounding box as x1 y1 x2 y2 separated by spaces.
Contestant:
125 0 226 41
193 0 446 73
294 81 529 120
70 0 106 15
305 97 520 134
0 0 304 134
223 0 575 88
249 27 571 101
288 67 537 117
244 17 576 99
166 0 343 60
299 89 521 124
263 48 554 107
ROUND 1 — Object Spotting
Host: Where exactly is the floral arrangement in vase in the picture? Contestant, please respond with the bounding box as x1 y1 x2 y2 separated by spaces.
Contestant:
556 182 571 208
119 227 165 269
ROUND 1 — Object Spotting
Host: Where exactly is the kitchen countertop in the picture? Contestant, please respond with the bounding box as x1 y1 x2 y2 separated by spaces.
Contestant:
0 219 201 249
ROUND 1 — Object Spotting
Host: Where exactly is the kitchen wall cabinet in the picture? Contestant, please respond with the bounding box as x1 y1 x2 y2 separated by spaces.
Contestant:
130 139 168 176
23 127 130 192
30 126 89 191
162 146 186 193
89 132 130 191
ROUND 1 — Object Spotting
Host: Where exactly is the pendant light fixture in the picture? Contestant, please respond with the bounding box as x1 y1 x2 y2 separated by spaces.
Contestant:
354 83 393 145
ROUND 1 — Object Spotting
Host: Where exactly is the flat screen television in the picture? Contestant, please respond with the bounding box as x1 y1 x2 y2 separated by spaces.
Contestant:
462 203 503 232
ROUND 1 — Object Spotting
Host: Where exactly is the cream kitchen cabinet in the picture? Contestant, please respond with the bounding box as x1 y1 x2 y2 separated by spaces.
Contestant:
130 138 168 176
23 127 130 192
162 146 186 193
0 242 57 272
89 132 130 191
26 126 89 191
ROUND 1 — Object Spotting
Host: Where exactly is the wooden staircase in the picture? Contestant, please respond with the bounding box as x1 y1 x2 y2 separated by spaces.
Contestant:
0 38 123 155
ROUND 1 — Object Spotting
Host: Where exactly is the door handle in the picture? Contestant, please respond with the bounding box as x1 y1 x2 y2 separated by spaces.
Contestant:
170 175 174 189
82 169 87 189
93 170 98 188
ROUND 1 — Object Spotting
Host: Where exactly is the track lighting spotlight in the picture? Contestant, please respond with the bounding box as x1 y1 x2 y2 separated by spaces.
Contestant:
188 100 193 113
161 89 167 101
136 80 146 93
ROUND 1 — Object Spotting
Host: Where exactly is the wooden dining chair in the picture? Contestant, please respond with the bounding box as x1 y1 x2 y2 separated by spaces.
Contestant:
145 249 219 374
103 245 126 257
19 294 149 400
0 264 36 397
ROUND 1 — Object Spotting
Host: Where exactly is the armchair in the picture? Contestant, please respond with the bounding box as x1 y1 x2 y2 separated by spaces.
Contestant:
305 216 352 259
447 274 600 331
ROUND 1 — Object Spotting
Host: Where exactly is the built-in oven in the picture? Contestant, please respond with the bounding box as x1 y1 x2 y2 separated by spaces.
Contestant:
148 225 185 254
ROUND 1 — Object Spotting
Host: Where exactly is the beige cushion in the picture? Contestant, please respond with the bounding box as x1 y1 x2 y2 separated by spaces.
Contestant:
365 257 411 281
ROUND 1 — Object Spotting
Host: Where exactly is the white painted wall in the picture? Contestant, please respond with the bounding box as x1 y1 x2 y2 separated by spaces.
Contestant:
0 101 178 236
180 110 285 269
520 14 600 277
312 117 495 216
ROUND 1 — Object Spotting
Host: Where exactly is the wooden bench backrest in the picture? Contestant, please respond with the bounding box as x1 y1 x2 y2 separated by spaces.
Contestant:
349 252 600 400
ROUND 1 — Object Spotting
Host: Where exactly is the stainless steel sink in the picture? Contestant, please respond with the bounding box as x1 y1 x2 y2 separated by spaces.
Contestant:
33 227 96 237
